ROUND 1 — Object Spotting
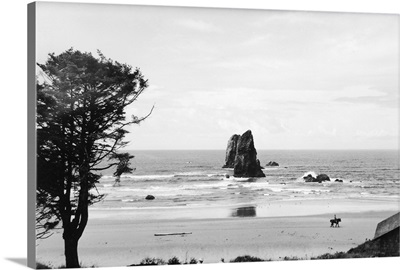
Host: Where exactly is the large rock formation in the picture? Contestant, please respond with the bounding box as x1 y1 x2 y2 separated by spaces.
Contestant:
222 134 240 168
233 130 265 177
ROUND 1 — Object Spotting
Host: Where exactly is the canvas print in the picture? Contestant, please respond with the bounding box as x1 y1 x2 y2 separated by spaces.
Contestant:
29 2 399 269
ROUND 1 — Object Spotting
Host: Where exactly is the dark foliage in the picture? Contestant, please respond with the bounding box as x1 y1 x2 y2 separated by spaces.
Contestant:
167 256 182 265
189 258 198 264
110 152 136 176
139 257 166 265
282 256 302 261
311 252 359 260
230 255 265 262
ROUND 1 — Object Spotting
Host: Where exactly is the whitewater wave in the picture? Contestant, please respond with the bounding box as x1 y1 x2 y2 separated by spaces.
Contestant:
126 174 174 179
295 171 318 182
231 177 250 182
101 171 229 182
101 174 174 181
174 172 207 177
267 187 283 192
302 171 318 178
240 182 270 190
262 167 285 171
174 172 226 178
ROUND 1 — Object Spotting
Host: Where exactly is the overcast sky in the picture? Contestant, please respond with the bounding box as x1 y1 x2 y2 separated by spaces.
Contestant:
36 2 399 150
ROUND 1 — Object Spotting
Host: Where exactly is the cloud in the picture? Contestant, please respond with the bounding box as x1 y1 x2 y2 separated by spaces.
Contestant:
212 57 290 70
355 130 398 139
176 19 220 32
240 35 269 46
334 87 398 108
335 96 397 108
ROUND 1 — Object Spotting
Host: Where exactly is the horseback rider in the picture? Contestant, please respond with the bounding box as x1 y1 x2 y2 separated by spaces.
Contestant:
330 214 341 227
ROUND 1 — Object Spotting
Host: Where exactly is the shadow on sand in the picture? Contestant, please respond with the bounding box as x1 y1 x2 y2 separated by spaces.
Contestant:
5 258 27 267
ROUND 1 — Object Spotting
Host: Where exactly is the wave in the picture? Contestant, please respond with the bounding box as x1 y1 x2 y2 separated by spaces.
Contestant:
100 172 229 186
240 182 270 189
101 174 175 181
262 167 286 171
184 165 214 169
173 172 226 178
99 175 114 179
295 171 318 182
102 184 114 187
127 174 175 179
187 181 232 190
267 187 283 192
174 173 208 178
285 188 331 194
302 171 318 178
231 177 250 182
208 173 227 177
121 199 140 202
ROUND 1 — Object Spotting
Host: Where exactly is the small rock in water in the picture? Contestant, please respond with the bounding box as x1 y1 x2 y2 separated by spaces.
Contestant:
266 161 279 167
303 173 330 183
225 174 230 178
145 195 155 200
316 174 330 182
335 179 343 183
303 174 316 182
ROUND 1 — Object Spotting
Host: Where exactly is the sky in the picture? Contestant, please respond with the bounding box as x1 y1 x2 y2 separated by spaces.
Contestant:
36 2 399 150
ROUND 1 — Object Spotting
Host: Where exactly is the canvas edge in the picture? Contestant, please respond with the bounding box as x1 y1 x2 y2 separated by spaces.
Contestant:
27 2 37 269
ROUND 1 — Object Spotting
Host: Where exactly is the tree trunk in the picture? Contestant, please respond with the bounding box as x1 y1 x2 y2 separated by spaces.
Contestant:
64 237 80 268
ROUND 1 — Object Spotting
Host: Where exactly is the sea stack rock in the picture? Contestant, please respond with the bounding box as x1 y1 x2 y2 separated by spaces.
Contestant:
222 134 240 168
233 130 265 177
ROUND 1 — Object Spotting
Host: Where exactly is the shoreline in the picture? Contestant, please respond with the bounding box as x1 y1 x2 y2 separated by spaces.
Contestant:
89 197 399 221
36 197 399 268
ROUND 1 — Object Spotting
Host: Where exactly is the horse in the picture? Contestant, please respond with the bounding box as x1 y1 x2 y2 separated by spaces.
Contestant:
330 218 341 227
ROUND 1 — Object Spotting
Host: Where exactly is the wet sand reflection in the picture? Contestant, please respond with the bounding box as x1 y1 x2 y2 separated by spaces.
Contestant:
231 206 257 217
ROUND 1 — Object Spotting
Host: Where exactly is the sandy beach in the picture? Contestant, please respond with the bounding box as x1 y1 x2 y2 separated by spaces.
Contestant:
36 197 399 268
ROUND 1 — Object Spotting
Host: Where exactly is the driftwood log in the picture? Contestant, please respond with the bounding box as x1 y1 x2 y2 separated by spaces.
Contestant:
154 232 192 236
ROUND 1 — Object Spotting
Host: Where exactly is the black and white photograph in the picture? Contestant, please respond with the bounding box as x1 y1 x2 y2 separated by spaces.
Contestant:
3 1 400 270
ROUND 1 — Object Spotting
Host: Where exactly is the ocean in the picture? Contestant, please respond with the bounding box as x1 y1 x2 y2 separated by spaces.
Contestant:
93 150 399 218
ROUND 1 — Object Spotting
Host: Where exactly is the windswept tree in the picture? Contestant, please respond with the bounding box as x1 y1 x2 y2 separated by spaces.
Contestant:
36 48 153 268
